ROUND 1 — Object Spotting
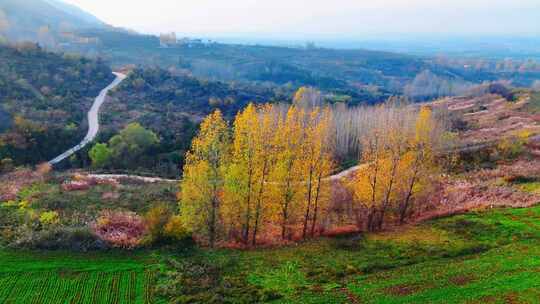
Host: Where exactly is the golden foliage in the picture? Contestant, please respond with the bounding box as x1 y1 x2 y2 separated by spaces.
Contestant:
180 110 230 247
180 103 336 245
39 211 59 226
349 106 439 230
164 215 189 241
144 203 171 243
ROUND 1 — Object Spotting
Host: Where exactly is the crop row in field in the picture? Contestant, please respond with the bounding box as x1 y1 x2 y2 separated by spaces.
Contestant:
0 270 155 304
0 248 156 304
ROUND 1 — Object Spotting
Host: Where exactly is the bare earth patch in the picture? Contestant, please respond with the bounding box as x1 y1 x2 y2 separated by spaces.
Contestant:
431 94 540 146
0 164 50 201
449 274 476 286
503 292 525 304
384 284 422 296
340 287 361 304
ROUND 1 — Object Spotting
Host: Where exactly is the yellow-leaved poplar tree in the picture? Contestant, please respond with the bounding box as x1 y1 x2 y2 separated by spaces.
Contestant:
268 106 305 240
180 110 230 247
223 104 259 244
350 105 416 231
224 104 279 245
250 104 277 245
397 106 437 223
300 107 334 238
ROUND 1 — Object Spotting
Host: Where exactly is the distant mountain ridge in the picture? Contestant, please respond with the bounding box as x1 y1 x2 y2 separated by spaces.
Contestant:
0 0 106 43
43 0 105 27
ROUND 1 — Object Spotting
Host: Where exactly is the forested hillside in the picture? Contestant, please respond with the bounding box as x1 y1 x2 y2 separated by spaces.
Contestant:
0 43 114 165
65 29 468 103
69 29 540 102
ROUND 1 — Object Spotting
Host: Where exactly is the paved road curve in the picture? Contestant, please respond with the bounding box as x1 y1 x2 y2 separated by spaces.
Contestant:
49 72 127 166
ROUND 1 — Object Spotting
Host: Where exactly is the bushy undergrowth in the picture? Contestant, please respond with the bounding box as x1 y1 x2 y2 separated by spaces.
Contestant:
92 210 147 249
0 173 185 250
10 226 108 252
156 258 280 304
144 204 191 246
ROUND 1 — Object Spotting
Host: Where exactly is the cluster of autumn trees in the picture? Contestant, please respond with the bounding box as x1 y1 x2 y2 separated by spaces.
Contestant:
179 102 334 247
349 106 440 231
179 90 446 246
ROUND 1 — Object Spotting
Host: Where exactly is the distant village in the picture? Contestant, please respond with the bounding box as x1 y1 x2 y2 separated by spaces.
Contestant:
159 32 214 48
58 31 99 46
41 27 215 50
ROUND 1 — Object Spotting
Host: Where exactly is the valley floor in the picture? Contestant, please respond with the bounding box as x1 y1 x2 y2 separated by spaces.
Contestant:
1 205 539 303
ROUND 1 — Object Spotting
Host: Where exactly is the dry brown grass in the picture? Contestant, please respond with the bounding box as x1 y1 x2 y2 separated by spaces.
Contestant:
0 164 50 201
432 94 540 146
414 159 540 223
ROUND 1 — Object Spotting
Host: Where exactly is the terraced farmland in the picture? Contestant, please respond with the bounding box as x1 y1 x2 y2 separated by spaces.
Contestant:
0 250 156 304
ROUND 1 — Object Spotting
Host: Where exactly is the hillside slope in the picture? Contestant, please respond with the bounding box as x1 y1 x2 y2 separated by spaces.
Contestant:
44 0 105 26
0 0 106 43
0 43 114 165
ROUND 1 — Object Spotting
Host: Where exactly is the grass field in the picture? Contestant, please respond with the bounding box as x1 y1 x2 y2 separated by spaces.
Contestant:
1 206 539 303
159 206 540 303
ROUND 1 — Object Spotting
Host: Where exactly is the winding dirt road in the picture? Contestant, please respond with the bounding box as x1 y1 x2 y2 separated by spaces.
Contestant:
49 72 126 166
85 165 366 184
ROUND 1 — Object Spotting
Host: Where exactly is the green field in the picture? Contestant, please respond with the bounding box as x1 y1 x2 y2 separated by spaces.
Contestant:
1 206 540 303
0 250 156 304
158 206 540 303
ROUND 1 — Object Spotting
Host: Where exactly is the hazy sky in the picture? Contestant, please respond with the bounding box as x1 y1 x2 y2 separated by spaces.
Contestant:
64 0 540 38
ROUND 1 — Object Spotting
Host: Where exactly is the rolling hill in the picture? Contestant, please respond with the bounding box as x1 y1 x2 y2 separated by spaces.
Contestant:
0 0 106 43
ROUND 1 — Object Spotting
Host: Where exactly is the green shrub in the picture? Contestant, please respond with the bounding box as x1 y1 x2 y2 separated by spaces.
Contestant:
0 158 14 173
39 211 60 226
144 203 172 245
164 215 190 242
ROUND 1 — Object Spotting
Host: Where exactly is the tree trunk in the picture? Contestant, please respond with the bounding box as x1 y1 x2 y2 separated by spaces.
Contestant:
281 161 294 240
243 167 253 244
209 197 217 248
367 209 375 232
252 159 269 246
400 176 417 224
310 173 323 237
302 165 314 239
380 149 401 230
400 152 422 224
